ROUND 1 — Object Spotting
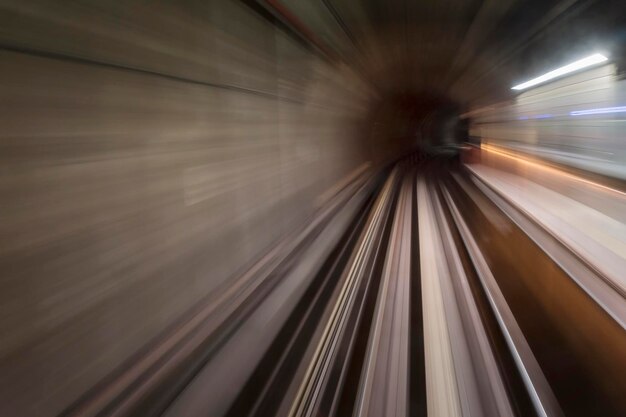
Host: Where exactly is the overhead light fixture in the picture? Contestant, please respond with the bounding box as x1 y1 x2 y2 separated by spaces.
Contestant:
511 53 608 91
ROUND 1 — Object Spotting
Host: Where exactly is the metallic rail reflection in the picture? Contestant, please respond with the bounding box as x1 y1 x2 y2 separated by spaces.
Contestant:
53 151 625 417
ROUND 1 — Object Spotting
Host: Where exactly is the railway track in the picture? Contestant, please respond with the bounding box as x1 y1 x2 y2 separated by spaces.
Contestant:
64 156 626 417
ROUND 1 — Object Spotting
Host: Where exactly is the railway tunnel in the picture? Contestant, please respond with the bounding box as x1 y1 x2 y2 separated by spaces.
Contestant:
1 1 626 416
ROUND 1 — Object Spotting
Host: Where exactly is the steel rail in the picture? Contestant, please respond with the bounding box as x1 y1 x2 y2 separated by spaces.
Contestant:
288 169 398 417
431 181 516 417
353 175 412 417
443 187 564 417
417 178 463 417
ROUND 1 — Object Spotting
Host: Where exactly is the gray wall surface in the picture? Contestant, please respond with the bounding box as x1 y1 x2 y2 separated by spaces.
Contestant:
0 1 377 415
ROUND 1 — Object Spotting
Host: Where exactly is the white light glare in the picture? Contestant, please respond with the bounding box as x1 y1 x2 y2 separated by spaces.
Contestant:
511 53 608 91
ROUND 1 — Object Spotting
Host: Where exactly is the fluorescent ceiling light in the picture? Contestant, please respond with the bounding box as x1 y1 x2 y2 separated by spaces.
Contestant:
511 53 608 91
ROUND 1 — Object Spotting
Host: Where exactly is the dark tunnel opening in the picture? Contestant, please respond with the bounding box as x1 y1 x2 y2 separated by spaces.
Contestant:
363 91 466 167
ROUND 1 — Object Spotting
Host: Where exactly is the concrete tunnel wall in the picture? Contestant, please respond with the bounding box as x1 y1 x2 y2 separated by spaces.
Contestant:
0 2 410 415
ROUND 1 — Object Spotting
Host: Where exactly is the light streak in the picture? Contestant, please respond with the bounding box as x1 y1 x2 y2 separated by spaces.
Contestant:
512 53 608 91
479 143 626 198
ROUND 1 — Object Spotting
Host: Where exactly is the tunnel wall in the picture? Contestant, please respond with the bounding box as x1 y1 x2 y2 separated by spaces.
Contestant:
470 63 626 178
0 2 374 415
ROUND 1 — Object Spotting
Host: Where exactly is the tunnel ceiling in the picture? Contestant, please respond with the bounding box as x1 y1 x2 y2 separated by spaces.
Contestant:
259 0 626 109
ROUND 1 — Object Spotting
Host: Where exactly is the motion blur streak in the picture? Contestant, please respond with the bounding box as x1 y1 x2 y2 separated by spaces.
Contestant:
480 143 626 198
570 105 626 116
1 1 626 417
510 53 608 91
